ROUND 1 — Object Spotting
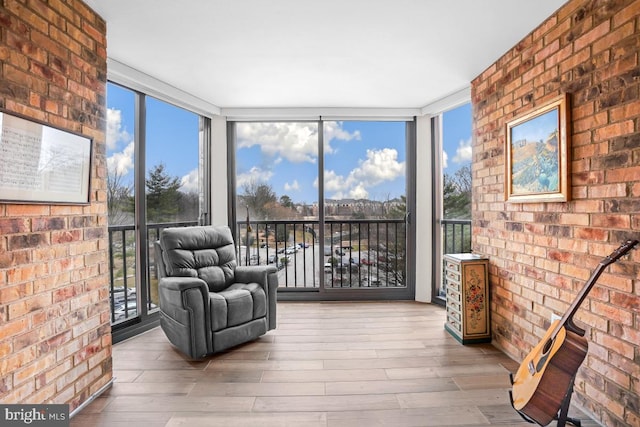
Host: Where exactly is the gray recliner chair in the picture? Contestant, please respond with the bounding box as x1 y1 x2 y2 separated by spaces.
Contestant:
154 225 278 359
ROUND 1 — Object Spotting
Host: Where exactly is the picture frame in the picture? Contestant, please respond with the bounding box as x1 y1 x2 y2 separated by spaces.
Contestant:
505 93 570 203
0 110 93 205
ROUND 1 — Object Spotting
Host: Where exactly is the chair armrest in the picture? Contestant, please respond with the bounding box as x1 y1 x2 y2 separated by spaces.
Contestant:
159 276 209 294
235 265 278 331
158 277 211 357
235 265 277 286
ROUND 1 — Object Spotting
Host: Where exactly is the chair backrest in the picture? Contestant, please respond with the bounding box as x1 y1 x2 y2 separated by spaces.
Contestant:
159 225 237 292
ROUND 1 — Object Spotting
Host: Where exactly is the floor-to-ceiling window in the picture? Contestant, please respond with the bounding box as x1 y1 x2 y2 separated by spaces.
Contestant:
106 82 210 340
232 119 415 300
432 102 472 303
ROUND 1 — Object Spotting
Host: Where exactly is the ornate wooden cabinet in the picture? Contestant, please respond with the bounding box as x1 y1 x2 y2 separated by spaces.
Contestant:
444 253 491 344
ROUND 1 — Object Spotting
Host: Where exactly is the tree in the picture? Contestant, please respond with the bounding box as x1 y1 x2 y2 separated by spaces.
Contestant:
106 167 133 225
387 195 406 220
279 195 294 209
177 190 200 222
443 166 471 219
241 180 277 220
146 163 182 223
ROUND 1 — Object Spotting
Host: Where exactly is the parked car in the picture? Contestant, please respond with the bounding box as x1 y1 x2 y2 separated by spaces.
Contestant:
110 287 135 304
113 301 157 321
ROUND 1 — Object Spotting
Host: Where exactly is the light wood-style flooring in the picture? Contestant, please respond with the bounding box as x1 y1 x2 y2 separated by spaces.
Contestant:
71 301 598 426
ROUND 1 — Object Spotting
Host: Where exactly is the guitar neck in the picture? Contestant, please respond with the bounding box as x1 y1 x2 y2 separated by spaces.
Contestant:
552 240 639 337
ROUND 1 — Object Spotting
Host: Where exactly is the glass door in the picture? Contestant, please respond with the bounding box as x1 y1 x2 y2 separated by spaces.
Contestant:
106 82 208 339
233 119 415 300
234 122 321 291
322 121 412 297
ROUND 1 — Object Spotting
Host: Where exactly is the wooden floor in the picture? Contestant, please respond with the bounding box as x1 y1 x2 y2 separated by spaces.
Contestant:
72 302 598 427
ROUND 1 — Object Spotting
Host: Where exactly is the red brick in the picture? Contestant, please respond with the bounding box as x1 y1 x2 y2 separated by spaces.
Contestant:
535 37 561 64
588 183 627 198
606 165 640 183
612 0 640 28
1 0 109 408
574 20 611 52
594 120 635 142
609 101 640 122
591 214 631 228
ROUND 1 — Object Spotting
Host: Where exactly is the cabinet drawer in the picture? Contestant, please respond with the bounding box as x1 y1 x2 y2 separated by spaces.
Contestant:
444 260 460 272
445 269 460 283
445 279 460 292
447 315 462 333
446 287 460 302
446 297 461 313
447 310 461 322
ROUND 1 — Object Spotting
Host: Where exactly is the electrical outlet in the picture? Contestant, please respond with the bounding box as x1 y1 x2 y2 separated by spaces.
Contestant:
551 313 561 322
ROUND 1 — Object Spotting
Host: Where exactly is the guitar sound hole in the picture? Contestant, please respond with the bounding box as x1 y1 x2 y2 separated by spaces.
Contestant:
542 338 553 355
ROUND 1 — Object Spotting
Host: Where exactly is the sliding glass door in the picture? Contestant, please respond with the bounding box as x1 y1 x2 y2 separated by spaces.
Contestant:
233 119 415 300
106 82 210 340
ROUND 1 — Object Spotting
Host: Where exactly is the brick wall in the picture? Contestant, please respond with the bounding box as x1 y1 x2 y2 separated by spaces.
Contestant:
0 0 110 412
471 0 640 425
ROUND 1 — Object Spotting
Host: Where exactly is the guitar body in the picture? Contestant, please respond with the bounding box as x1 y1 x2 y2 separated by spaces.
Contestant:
510 240 638 426
512 321 588 426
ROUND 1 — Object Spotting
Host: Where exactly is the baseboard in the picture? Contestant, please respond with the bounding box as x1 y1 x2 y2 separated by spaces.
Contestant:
69 377 115 418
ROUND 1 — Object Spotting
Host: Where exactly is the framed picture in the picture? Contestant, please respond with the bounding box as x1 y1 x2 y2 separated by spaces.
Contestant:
505 93 570 203
0 111 93 204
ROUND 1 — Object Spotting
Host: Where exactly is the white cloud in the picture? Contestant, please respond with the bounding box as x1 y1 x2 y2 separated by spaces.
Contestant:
320 170 346 192
452 138 472 164
106 141 135 176
284 180 300 192
442 150 448 168
350 148 405 186
236 122 359 164
106 108 131 151
324 121 361 155
349 183 369 200
180 168 199 193
236 166 274 189
320 149 405 200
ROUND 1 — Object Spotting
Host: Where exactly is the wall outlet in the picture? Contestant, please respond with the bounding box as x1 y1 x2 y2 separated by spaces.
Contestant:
551 313 561 322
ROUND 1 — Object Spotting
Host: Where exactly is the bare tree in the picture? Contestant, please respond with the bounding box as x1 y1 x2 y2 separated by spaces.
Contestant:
106 167 133 225
240 180 277 220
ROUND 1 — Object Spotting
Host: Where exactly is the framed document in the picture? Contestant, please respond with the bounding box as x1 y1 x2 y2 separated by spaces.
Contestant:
0 111 92 204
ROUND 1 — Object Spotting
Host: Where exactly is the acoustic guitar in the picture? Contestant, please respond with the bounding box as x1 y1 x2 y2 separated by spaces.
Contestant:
510 239 638 426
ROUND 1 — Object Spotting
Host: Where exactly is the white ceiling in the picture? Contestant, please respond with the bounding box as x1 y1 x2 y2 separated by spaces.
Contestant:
86 0 567 111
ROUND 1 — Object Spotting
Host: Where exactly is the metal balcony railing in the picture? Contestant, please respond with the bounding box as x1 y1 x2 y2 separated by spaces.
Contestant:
441 219 472 254
235 219 407 290
438 219 472 299
107 218 464 322
108 221 197 324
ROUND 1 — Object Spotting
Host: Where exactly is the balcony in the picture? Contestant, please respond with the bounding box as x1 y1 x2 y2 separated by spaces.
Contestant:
234 219 407 290
108 219 407 322
107 221 197 324
108 219 471 323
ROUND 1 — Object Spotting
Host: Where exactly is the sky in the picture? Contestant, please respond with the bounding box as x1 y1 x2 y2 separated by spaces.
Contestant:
106 83 472 204
510 108 558 144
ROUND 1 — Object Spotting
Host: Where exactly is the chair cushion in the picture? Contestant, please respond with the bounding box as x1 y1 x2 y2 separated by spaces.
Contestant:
160 225 237 292
209 283 267 331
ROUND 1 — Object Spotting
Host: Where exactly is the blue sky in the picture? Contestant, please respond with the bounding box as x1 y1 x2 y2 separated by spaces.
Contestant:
510 109 558 144
442 102 472 175
106 83 471 203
